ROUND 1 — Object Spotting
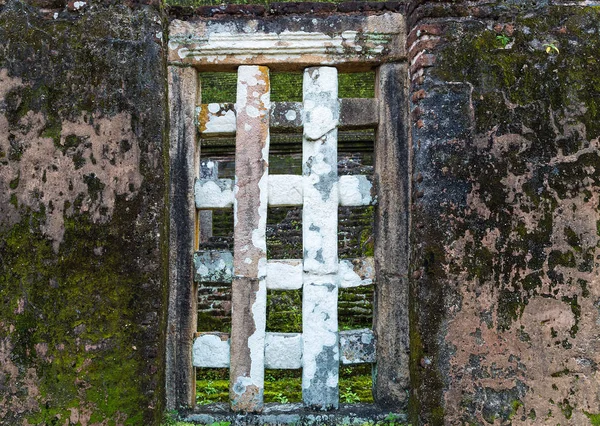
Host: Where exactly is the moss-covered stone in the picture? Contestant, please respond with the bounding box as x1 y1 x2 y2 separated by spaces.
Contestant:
0 1 167 423
412 4 600 425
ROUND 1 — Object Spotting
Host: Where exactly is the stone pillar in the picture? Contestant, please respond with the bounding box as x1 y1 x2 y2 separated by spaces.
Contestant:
373 62 410 408
229 65 270 413
301 66 340 410
166 65 199 410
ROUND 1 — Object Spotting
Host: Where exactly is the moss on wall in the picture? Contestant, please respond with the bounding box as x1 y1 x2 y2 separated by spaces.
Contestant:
411 4 600 424
0 1 167 423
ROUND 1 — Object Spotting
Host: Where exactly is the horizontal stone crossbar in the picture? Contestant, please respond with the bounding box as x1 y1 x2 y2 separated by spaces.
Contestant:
195 174 374 209
193 329 375 368
194 253 374 288
197 99 378 136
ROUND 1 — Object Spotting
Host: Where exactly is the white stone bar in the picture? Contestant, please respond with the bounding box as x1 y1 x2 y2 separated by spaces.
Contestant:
268 175 303 206
229 65 270 413
339 329 376 365
196 174 372 209
198 103 236 136
197 99 379 136
301 66 340 410
266 260 303 290
195 178 234 209
338 175 374 206
265 333 303 369
193 255 374 288
193 332 231 368
193 330 375 369
339 257 375 288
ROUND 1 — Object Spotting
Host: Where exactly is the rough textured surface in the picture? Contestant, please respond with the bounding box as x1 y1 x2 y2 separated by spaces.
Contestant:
373 62 410 410
409 4 600 425
229 65 270 412
168 13 405 71
167 65 198 410
0 1 166 424
301 66 340 410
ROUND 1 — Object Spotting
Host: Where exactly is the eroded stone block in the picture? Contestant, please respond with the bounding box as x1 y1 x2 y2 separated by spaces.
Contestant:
265 333 302 369
193 332 231 368
339 329 376 365
194 250 234 283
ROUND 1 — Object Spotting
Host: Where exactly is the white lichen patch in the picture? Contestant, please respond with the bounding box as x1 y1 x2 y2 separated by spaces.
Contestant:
338 175 373 206
194 179 234 209
302 274 339 382
268 175 303 206
266 260 303 290
246 278 267 389
193 333 230 368
285 109 297 121
265 333 302 369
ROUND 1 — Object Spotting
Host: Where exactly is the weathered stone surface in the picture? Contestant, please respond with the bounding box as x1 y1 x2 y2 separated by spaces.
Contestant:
373 62 410 409
229 65 270 413
302 66 340 410
339 329 376 365
194 250 234 283
193 332 231 368
0 1 166 423
409 5 600 425
167 65 198 410
168 13 405 71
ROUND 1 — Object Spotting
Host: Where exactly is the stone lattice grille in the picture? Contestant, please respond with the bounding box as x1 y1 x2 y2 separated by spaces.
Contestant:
193 66 377 411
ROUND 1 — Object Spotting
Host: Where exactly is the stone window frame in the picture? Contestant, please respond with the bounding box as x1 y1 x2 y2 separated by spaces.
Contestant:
166 8 410 420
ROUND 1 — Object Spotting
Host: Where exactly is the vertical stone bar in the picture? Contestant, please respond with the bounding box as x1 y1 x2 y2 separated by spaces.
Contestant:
373 63 410 408
166 66 198 409
301 66 340 410
229 65 270 412
199 160 217 243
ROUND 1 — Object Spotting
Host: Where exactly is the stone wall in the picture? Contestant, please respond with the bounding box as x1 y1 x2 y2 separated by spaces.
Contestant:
408 2 600 424
0 1 167 424
0 0 599 424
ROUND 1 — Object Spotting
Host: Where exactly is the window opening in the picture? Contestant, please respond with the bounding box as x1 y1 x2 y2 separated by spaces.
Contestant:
167 10 409 421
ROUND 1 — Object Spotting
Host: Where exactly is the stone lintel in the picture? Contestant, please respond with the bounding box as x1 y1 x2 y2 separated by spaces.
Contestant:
339 329 376 364
198 99 379 137
168 13 405 71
